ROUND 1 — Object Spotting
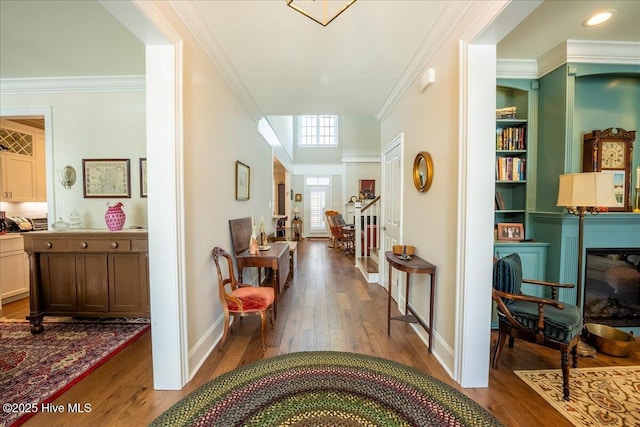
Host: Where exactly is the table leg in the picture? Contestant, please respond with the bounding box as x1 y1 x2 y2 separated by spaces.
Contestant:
428 273 435 353
272 269 278 320
405 273 411 315
387 262 392 335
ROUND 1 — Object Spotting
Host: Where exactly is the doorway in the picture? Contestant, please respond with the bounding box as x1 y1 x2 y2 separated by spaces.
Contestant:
305 176 331 236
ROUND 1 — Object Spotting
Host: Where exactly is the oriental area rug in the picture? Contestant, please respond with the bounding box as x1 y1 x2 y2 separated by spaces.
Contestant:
0 319 150 427
151 351 503 427
515 366 640 427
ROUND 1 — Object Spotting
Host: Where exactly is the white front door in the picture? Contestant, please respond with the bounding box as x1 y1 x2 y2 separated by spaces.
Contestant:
305 177 331 236
381 134 403 301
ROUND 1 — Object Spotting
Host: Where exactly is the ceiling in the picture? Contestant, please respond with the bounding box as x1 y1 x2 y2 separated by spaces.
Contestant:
1 1 639 118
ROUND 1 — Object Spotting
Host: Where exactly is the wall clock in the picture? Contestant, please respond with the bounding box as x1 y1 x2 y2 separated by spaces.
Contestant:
582 128 636 211
413 151 433 193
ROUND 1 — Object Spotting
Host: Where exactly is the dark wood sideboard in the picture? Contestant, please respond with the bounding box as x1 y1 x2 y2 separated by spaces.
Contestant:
22 230 150 333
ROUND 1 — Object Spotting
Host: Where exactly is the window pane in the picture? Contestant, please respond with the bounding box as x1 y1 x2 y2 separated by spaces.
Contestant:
309 190 326 231
298 115 337 145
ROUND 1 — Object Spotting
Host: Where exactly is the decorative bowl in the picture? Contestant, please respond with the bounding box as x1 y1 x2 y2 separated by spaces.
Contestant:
392 245 415 256
584 323 636 357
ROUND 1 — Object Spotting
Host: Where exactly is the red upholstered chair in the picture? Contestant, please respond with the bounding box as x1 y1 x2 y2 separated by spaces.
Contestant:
212 247 274 352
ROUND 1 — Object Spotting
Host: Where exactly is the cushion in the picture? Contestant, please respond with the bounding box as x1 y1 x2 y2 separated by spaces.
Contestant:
493 253 522 304
227 286 274 312
507 300 583 343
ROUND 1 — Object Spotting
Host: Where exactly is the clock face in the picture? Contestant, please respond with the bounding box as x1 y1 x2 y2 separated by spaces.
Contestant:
601 141 625 168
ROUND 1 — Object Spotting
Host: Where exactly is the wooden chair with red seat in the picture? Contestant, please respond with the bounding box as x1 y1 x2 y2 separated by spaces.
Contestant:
212 247 275 352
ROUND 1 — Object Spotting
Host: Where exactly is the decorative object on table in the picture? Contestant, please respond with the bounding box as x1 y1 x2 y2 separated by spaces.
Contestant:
105 202 126 231
286 0 358 27
139 158 147 198
149 351 503 427
235 160 250 200
58 165 76 189
52 217 70 231
359 179 376 199
349 195 357 203
69 209 82 229
556 172 618 306
392 244 415 257
82 158 131 198
634 165 640 212
292 207 300 220
582 127 636 211
294 193 302 202
0 319 150 427
496 222 524 241
259 215 268 246
413 151 434 192
515 366 640 427
249 216 259 254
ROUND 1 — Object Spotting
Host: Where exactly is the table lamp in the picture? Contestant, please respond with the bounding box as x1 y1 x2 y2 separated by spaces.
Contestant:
556 172 618 306
293 207 300 220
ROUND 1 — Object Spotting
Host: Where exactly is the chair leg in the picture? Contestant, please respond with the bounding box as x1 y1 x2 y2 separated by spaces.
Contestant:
492 331 507 369
260 311 267 352
560 349 570 401
508 336 515 348
219 311 231 352
571 343 579 368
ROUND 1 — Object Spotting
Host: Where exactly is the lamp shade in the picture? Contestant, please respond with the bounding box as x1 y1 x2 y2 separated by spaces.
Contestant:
556 172 618 208
293 207 299 213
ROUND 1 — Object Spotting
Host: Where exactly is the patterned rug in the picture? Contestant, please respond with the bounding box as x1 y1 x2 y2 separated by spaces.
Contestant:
151 351 503 426
515 366 640 426
0 319 150 427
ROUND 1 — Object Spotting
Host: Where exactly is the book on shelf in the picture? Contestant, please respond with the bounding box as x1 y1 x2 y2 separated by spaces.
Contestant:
496 106 516 119
496 127 526 150
495 157 526 181
495 192 506 210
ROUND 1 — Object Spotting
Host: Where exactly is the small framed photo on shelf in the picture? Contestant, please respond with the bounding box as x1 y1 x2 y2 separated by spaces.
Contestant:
497 223 524 241
139 158 147 198
82 158 131 198
236 160 250 200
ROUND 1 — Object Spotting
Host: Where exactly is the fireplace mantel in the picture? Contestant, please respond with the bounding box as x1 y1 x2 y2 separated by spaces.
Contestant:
530 212 640 306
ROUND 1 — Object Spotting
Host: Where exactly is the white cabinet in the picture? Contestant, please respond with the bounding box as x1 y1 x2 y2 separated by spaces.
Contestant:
0 119 44 202
0 235 30 302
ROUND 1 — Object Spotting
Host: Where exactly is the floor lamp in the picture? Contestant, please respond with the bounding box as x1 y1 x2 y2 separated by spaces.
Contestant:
556 172 618 306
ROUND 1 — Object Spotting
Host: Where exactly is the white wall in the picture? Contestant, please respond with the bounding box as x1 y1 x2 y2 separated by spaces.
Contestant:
1 90 147 227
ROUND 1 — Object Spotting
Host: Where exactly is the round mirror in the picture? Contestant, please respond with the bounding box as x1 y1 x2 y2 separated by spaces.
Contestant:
412 151 433 192
60 165 76 189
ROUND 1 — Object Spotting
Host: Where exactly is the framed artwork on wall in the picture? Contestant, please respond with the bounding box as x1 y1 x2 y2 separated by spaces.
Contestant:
139 158 147 198
236 160 250 200
82 158 131 198
295 193 302 202
359 179 375 199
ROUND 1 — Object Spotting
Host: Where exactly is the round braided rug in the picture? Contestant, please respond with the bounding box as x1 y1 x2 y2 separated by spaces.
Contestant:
150 351 503 427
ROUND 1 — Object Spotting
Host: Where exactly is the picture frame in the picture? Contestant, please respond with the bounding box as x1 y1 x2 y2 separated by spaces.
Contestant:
603 170 626 210
497 223 524 241
82 158 131 198
139 158 148 198
236 160 250 200
295 193 302 202
359 179 376 199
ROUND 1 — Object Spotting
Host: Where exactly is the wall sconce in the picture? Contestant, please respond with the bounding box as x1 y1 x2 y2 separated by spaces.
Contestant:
420 68 436 92
58 165 76 189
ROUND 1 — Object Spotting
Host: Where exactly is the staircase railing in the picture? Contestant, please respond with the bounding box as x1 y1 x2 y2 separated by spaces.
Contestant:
354 196 380 265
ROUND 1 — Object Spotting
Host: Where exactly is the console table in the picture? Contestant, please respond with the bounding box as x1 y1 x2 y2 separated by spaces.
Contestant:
385 251 437 353
23 230 150 334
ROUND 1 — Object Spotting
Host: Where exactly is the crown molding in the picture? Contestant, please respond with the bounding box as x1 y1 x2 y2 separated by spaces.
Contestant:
0 75 145 95
496 59 538 79
537 40 640 78
375 1 471 121
169 0 263 122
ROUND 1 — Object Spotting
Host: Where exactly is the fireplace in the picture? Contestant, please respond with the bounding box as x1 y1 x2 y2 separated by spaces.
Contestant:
584 248 640 327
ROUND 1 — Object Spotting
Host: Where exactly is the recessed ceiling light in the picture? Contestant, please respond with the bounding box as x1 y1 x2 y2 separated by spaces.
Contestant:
583 9 617 27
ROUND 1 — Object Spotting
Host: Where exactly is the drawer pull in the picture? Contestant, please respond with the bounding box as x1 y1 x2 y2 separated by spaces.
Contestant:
46 242 52 249
80 242 88 249
111 242 119 249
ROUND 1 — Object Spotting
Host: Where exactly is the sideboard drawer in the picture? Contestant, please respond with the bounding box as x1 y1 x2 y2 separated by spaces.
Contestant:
69 239 131 252
30 239 69 252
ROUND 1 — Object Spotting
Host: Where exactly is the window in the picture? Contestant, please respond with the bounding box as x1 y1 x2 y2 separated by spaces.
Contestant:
305 176 331 234
298 115 338 146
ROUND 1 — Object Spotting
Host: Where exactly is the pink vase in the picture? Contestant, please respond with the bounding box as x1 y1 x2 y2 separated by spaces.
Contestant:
105 202 126 231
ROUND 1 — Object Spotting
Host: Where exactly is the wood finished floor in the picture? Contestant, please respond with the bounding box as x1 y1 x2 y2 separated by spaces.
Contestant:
4 239 639 426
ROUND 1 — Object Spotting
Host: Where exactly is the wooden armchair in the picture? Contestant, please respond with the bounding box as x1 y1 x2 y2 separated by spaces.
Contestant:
325 210 348 248
212 247 274 352
492 253 582 401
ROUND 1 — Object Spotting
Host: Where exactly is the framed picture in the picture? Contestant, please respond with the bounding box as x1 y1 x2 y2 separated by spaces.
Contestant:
359 179 375 199
82 158 131 198
497 223 524 241
236 160 250 200
295 193 302 202
139 158 148 198
603 170 626 210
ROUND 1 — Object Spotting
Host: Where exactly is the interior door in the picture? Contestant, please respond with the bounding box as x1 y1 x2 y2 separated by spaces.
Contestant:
381 135 403 301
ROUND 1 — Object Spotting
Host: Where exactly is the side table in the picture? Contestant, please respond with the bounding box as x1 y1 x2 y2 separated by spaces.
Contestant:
385 251 437 353
291 219 303 241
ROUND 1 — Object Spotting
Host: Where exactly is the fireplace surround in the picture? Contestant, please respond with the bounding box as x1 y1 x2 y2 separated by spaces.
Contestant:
584 248 640 327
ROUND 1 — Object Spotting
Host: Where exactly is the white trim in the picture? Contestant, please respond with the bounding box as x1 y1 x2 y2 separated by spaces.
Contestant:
496 59 538 79
0 76 145 95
